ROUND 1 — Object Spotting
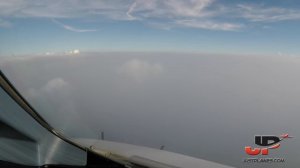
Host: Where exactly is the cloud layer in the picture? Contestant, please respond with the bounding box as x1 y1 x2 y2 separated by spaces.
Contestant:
28 78 70 98
118 59 164 82
1 0 300 31
3 52 300 167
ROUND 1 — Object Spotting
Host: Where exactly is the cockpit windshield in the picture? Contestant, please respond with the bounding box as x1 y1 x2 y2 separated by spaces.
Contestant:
1 1 300 168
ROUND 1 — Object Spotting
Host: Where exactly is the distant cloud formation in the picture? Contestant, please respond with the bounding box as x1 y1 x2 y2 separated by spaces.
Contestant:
118 59 164 82
175 20 243 31
42 78 69 93
52 19 98 33
28 78 70 98
237 4 300 22
1 0 300 31
66 49 81 55
25 77 92 135
44 49 80 56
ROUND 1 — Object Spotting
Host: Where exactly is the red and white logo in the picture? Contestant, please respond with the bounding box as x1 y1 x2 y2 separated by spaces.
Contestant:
245 134 292 155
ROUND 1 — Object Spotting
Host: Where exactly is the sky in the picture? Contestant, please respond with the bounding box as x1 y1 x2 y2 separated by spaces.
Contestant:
0 0 300 56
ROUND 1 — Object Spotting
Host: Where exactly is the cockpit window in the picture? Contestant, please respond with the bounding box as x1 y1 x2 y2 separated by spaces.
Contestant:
1 1 300 168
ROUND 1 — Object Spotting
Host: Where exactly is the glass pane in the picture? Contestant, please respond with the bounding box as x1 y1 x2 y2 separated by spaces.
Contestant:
0 84 86 166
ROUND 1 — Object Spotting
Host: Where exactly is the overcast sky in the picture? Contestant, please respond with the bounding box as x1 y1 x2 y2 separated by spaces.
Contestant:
0 0 300 56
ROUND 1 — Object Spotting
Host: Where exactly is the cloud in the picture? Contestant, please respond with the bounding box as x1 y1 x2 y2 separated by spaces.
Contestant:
175 19 242 31
27 78 69 99
52 19 97 32
118 59 164 82
68 49 80 55
1 1 300 31
65 49 82 56
237 4 300 22
0 0 130 18
126 0 215 19
0 0 237 31
25 77 93 136
28 78 69 96
126 1 138 20
44 49 80 56
42 78 69 93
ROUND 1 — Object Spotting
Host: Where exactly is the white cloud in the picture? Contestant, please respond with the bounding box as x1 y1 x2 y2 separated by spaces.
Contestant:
45 52 54 56
0 0 26 16
0 0 238 31
25 77 88 134
72 49 80 55
175 19 242 31
42 78 69 93
163 0 214 18
44 49 81 56
237 4 300 22
1 0 300 31
52 19 97 33
127 0 215 19
65 49 80 56
27 78 69 98
118 59 164 82
0 0 130 18
126 1 138 20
